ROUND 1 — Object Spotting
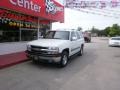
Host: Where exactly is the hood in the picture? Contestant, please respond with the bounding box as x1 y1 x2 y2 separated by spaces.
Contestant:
28 39 68 47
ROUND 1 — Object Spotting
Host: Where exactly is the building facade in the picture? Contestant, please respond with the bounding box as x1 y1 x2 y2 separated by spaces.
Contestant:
0 0 64 42
0 0 64 68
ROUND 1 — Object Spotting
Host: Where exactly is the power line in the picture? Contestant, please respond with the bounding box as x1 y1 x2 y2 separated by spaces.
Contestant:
65 0 120 8
70 8 120 19
65 0 120 18
95 8 120 13
86 8 120 16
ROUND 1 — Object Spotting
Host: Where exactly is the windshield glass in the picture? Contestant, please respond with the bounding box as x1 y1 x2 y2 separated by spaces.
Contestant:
111 37 120 40
44 31 69 40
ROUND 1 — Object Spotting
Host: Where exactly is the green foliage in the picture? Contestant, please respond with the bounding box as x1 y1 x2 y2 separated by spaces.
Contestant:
90 24 120 37
77 27 82 31
104 27 111 36
109 24 120 37
90 27 102 36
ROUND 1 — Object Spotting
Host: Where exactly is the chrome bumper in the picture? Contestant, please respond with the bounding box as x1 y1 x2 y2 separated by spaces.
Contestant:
26 51 61 63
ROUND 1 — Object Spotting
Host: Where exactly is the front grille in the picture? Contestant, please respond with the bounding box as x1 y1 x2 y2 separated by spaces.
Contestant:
31 45 48 49
31 45 48 54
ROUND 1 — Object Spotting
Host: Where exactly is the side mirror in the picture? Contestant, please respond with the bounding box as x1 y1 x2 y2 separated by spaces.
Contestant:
72 37 77 41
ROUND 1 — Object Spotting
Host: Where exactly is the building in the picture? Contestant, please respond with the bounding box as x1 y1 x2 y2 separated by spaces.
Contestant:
0 0 64 68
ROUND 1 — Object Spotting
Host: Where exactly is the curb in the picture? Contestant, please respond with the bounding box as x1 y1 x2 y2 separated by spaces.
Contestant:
0 51 28 69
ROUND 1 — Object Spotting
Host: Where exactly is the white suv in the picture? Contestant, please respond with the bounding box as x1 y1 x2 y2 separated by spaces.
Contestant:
26 30 84 67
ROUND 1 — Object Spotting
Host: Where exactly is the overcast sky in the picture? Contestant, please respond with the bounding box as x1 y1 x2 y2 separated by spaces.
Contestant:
52 7 120 31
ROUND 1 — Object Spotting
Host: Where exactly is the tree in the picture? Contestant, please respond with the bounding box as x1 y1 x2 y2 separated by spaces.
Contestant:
77 27 82 31
104 27 111 36
109 24 120 37
90 27 100 36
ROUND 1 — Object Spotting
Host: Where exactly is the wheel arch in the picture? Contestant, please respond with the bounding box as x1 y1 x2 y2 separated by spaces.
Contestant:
62 48 69 55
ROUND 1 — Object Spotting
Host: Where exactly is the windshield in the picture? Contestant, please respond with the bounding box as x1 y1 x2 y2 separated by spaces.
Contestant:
44 31 70 40
111 37 120 40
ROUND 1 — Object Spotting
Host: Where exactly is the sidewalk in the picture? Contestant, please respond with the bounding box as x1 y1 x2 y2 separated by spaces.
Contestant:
0 51 28 69
0 42 27 55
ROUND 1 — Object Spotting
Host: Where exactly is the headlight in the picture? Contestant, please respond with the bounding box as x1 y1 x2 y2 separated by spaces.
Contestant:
48 47 59 54
27 45 31 51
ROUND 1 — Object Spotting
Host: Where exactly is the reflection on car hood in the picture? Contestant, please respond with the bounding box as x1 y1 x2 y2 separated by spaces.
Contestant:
28 39 68 47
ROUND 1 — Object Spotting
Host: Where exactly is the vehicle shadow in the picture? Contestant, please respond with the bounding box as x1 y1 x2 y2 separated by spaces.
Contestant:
25 47 98 90
29 53 84 69
28 47 97 71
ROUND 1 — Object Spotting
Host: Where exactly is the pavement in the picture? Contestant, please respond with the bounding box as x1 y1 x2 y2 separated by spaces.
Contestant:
0 37 120 90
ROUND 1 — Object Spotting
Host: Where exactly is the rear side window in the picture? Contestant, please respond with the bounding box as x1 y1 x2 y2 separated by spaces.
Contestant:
71 31 77 41
80 32 83 38
76 32 80 39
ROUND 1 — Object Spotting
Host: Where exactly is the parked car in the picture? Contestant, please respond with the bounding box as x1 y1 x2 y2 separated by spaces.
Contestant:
109 36 120 47
26 30 85 67
83 31 91 43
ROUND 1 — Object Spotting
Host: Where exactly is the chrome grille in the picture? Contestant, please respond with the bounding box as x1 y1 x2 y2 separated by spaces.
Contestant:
31 45 48 54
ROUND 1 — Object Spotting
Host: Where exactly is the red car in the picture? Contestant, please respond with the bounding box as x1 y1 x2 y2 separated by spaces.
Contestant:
83 31 91 43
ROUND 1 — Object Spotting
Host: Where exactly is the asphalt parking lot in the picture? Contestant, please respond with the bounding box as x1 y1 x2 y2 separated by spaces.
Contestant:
0 37 120 90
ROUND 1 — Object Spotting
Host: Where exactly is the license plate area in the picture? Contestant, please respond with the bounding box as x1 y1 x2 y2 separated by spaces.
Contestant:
114 42 119 45
34 56 39 60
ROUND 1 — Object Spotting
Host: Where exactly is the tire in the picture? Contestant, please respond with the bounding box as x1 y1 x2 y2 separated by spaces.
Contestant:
78 45 84 56
87 38 90 43
59 51 69 67
32 57 38 63
32 60 37 64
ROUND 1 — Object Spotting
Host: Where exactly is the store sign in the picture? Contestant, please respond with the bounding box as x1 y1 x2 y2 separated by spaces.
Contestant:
0 0 64 23
9 0 41 12
45 0 63 14
0 9 50 24
0 9 38 23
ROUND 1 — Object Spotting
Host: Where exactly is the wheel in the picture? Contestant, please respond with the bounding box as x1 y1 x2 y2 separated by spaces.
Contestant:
32 59 38 63
59 51 69 67
32 56 38 63
78 45 84 56
88 39 91 43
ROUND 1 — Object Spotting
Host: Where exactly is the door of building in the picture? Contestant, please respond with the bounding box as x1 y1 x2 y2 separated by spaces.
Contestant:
20 28 38 41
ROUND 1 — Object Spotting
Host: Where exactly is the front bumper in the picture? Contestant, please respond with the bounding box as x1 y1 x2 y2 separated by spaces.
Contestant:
109 42 120 47
26 51 61 63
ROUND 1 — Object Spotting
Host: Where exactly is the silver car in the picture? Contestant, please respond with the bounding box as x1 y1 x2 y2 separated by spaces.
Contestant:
109 37 120 47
